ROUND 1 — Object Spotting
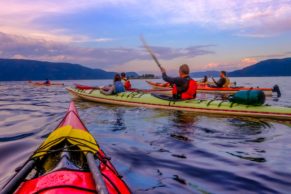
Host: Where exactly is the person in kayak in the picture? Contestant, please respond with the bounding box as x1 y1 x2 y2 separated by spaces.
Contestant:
121 72 132 90
197 75 208 87
101 74 125 95
44 79 51 85
201 75 208 83
161 64 197 99
210 71 230 88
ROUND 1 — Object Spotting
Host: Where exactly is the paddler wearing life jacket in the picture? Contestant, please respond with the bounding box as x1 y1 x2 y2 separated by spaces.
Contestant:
121 72 132 90
211 71 230 88
44 78 51 85
161 64 197 99
101 74 125 95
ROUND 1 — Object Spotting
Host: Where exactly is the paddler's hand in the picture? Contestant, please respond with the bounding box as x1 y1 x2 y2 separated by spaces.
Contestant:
160 67 166 74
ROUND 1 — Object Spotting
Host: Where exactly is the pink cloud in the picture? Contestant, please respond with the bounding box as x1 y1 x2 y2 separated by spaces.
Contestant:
0 32 214 72
239 58 257 68
206 63 220 69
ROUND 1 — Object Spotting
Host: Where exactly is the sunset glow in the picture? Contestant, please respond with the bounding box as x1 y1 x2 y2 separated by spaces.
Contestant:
0 0 291 73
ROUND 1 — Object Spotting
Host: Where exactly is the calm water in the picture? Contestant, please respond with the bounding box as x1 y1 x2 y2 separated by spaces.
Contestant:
0 77 291 194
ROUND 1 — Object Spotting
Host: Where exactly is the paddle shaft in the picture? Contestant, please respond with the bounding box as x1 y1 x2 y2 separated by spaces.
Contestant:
86 153 109 194
140 36 163 71
1 160 36 194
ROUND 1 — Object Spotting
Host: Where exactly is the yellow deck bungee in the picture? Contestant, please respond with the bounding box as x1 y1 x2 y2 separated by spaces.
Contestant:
33 125 99 159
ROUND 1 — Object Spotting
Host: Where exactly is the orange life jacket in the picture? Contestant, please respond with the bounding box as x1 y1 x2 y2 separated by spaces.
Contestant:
172 78 197 99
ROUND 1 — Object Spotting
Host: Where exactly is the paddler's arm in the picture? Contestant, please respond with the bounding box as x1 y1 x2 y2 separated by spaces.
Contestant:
211 77 218 85
100 86 114 95
211 77 224 87
161 67 184 86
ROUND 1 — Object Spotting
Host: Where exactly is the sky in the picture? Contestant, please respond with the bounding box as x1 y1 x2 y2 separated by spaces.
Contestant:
0 0 291 74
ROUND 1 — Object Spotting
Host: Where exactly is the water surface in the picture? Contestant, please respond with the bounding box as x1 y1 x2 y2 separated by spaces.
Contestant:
0 77 291 194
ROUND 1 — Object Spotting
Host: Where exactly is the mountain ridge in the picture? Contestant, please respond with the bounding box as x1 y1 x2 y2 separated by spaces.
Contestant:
191 58 291 78
0 59 139 81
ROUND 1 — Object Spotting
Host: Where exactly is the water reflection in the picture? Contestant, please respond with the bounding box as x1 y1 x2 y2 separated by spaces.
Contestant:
112 109 127 132
168 111 198 142
0 80 291 193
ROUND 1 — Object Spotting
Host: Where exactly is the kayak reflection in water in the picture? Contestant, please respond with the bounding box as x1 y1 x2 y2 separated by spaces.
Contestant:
44 79 51 85
161 64 197 100
121 72 132 90
100 73 125 95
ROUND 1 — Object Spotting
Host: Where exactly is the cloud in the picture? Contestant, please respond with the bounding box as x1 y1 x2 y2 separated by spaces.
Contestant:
139 0 291 37
204 63 220 69
239 57 258 68
0 32 214 71
0 0 290 41
0 0 290 73
144 45 215 60
0 0 129 42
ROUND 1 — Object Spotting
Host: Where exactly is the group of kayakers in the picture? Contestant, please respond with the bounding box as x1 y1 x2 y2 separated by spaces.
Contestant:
160 64 230 99
100 64 231 101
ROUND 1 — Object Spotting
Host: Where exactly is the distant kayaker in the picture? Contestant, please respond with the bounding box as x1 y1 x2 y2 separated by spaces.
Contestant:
121 72 132 90
201 75 208 83
211 71 230 88
101 74 125 95
44 79 51 85
160 64 197 99
197 75 208 87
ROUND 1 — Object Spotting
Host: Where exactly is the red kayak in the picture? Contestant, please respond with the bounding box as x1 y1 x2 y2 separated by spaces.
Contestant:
145 80 279 96
28 81 65 86
1 102 131 194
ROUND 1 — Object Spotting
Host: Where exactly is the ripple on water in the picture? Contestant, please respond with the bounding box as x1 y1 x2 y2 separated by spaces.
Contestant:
0 79 291 194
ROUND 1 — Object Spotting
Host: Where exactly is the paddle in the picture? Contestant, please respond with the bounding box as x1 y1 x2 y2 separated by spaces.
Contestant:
86 153 109 194
1 160 36 194
140 35 163 71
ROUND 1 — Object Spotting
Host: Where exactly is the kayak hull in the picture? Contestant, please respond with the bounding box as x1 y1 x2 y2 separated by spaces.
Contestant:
67 87 291 121
29 82 65 86
2 102 131 194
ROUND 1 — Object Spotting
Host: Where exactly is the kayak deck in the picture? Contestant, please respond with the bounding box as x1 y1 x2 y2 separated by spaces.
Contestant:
2 102 131 194
67 87 291 121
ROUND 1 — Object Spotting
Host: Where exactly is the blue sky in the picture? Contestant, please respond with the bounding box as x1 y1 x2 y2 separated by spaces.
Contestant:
0 0 291 74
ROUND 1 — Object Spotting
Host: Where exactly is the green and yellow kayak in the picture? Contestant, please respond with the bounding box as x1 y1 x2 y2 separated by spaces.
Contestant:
67 87 291 121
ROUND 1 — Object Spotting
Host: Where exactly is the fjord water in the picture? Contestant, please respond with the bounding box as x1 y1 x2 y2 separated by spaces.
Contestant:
0 77 291 194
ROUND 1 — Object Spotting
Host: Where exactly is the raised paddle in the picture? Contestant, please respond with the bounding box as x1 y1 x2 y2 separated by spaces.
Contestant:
140 35 163 71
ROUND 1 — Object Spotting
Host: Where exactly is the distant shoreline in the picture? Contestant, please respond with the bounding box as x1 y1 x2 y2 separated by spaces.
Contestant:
1 76 291 82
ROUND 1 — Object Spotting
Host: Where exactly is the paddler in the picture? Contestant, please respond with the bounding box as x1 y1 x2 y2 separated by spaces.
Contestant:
44 78 51 85
121 72 132 90
201 75 208 84
101 74 125 95
160 64 197 99
211 71 230 88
